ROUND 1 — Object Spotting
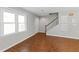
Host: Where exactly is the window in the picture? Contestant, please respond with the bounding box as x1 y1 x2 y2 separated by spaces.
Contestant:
18 15 25 32
1 10 26 36
3 12 15 35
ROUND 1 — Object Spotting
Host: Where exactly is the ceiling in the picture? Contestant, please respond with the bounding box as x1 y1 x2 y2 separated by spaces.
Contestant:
23 7 61 16
23 7 79 16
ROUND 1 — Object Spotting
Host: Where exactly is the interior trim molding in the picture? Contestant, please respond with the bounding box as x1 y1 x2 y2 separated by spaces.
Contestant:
47 34 79 40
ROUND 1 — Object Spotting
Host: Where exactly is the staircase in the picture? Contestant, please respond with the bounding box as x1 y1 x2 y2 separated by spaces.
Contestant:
45 13 59 35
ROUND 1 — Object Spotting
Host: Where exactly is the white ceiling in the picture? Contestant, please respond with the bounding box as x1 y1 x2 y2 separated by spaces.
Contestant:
23 7 79 16
23 7 62 16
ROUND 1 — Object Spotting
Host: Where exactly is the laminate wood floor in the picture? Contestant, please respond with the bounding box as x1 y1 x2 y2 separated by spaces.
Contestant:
5 33 79 52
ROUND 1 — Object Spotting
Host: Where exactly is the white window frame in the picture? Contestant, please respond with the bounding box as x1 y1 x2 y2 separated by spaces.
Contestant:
0 8 27 36
3 11 16 35
18 15 26 32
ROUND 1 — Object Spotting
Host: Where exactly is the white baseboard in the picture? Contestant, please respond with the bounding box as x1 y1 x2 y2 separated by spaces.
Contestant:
0 33 36 52
47 34 79 40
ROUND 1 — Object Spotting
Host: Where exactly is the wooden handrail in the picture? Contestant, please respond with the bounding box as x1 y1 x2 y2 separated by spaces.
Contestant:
45 16 58 34
46 17 58 27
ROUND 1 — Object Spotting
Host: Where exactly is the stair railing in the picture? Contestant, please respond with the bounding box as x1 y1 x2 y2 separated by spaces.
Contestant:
45 16 58 34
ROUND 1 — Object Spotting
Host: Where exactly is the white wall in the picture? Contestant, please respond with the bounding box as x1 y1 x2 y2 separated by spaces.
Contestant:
0 7 39 51
35 17 40 33
47 9 79 39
